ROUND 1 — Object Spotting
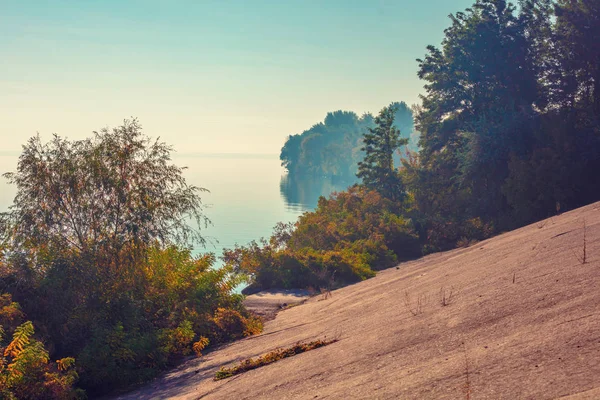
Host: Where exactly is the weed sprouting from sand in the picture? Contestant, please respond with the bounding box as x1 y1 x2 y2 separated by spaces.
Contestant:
439 286 455 306
404 291 427 316
315 270 336 301
461 341 472 400
214 338 338 380
572 219 588 264
537 217 551 229
320 287 332 300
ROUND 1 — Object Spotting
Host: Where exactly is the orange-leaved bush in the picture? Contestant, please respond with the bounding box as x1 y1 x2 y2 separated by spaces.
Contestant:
0 295 82 400
223 186 419 291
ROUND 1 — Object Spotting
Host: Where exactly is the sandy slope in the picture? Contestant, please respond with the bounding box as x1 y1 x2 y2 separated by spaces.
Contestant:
242 289 311 321
113 202 600 400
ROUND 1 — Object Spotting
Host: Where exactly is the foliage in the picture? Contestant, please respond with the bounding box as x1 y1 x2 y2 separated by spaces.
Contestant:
357 104 409 202
280 104 415 180
414 0 541 228
192 336 210 357
250 0 600 292
404 0 600 249
0 295 82 400
22 244 261 395
0 122 261 396
2 119 209 263
223 186 419 290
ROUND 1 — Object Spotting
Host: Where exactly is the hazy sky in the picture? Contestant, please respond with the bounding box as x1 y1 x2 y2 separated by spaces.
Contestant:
1 0 474 155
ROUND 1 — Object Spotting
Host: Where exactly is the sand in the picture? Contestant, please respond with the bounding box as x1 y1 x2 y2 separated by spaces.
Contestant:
243 289 312 321
112 202 600 399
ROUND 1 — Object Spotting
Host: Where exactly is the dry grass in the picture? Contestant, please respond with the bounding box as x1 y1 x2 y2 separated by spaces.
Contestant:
439 286 455 307
404 291 427 316
214 338 338 381
319 287 332 300
572 219 588 264
461 341 472 400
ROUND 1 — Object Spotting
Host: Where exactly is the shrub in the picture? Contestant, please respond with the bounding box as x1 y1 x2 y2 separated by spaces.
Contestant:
0 295 82 400
223 186 419 290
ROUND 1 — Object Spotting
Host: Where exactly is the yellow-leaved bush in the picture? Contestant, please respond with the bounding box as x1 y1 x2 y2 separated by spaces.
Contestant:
0 295 83 400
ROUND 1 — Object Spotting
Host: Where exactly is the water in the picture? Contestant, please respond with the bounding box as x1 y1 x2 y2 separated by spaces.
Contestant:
0 153 355 260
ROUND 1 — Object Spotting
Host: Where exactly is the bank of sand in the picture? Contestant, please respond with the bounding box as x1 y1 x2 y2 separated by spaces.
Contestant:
242 289 311 321
114 202 600 399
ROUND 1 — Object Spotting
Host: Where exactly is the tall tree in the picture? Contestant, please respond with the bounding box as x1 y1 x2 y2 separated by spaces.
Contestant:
415 0 543 224
357 104 408 202
554 0 600 114
1 119 209 275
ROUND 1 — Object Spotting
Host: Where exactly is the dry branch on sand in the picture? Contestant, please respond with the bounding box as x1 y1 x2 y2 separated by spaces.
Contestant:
214 338 338 380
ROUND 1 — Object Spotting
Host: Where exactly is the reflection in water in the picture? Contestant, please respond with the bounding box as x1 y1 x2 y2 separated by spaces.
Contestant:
279 173 358 212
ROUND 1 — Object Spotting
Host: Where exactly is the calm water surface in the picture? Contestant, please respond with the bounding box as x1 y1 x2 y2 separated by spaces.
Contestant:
0 153 353 260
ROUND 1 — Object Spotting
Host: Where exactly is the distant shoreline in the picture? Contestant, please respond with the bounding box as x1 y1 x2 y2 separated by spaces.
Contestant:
173 152 278 159
0 151 280 159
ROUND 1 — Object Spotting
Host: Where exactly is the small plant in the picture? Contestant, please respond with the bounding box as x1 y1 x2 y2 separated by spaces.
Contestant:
212 308 263 341
439 286 455 306
319 287 332 300
404 291 427 316
571 219 588 264
461 341 472 400
193 337 210 357
0 297 81 400
317 269 336 300
456 237 478 248
243 315 264 337
214 338 338 380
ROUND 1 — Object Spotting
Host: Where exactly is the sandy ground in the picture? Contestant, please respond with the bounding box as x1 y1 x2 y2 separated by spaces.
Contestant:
243 289 312 321
112 202 600 399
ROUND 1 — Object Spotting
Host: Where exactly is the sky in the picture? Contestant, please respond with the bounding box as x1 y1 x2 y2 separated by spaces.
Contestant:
1 0 474 155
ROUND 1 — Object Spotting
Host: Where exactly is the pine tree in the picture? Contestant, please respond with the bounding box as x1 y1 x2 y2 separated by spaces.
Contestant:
357 104 408 202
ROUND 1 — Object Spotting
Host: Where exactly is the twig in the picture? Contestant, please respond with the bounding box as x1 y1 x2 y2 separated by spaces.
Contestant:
461 341 472 400
404 291 426 316
572 219 588 264
440 286 455 306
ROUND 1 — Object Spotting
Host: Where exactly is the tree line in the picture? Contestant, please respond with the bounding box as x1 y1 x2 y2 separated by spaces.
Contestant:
280 103 416 180
228 0 600 291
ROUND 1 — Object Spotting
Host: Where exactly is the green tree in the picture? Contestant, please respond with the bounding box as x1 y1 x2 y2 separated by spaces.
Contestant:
357 104 408 202
390 101 417 152
554 0 600 113
280 110 368 180
1 118 209 275
414 0 544 225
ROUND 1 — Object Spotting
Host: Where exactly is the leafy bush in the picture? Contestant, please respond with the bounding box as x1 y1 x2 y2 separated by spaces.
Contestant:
0 295 82 400
0 122 262 396
36 245 263 395
223 186 419 290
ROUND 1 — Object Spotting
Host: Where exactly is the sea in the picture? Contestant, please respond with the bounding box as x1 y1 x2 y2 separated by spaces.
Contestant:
0 152 354 262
